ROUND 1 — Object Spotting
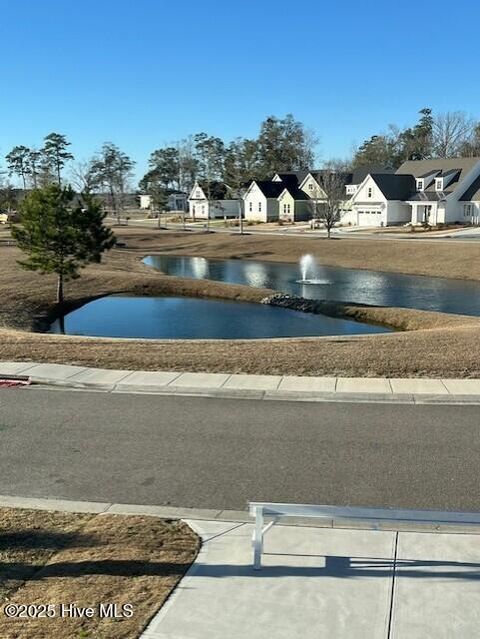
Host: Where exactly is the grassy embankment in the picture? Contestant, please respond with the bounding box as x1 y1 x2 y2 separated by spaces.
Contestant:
1 227 480 377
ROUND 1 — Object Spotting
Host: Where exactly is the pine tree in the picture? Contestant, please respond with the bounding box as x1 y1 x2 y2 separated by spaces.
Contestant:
42 132 74 185
12 185 115 305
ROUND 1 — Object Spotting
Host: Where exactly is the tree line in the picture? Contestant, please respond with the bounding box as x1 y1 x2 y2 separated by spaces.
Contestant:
2 109 480 217
353 108 480 168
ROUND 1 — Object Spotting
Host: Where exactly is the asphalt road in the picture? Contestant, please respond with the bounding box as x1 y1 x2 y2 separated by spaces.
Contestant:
0 387 478 512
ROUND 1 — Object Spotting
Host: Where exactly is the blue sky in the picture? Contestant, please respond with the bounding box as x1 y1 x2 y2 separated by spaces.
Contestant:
1 0 479 183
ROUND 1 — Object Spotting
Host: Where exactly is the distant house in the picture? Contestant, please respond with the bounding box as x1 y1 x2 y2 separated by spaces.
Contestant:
398 158 480 226
139 191 188 212
243 178 311 223
139 194 151 209
188 181 239 219
167 191 188 212
345 158 480 227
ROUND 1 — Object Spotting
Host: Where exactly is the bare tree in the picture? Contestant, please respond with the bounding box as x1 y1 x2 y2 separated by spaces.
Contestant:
69 160 98 194
89 143 135 223
432 112 476 158
459 123 480 157
314 166 349 238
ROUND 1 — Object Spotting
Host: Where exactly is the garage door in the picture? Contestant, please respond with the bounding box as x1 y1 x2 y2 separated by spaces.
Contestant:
358 210 382 226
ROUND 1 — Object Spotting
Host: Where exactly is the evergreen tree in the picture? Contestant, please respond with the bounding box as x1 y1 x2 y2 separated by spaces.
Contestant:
5 145 31 189
147 147 180 189
256 114 316 177
42 132 74 185
12 185 115 305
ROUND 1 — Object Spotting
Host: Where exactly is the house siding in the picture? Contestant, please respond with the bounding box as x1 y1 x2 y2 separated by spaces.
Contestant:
244 183 279 221
278 191 295 221
349 176 388 226
300 175 327 200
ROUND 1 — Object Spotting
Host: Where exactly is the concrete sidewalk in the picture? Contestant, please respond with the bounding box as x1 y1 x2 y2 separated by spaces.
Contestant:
0 493 477 638
3 360 480 404
144 519 480 639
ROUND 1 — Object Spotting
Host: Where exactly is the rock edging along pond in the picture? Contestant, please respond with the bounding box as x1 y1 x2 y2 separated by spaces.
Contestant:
261 293 401 330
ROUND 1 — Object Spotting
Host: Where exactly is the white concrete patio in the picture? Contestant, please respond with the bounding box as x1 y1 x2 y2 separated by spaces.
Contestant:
142 520 480 639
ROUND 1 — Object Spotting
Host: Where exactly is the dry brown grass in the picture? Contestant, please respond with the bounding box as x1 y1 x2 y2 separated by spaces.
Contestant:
2 227 480 378
0 507 199 639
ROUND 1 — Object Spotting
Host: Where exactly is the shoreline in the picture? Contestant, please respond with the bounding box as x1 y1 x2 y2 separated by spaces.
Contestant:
1 229 480 378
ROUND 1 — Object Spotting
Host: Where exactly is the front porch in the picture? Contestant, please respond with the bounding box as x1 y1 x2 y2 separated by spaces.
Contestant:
409 202 443 226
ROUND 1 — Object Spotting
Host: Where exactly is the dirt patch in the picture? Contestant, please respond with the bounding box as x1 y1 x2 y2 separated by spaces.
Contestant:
0 507 199 639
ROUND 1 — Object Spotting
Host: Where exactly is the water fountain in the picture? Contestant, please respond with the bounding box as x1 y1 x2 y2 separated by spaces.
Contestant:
297 254 329 284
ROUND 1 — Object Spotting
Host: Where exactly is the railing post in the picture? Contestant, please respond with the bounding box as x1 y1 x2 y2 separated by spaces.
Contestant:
253 506 264 570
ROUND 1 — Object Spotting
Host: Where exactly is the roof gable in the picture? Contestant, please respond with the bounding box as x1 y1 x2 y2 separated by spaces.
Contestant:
370 174 417 200
251 180 287 198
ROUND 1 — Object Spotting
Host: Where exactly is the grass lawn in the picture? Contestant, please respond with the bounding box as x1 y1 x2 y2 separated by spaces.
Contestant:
2 227 480 378
0 507 199 638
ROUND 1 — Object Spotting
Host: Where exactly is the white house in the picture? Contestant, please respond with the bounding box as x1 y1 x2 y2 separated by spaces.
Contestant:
343 173 413 226
139 194 151 209
398 158 480 226
243 179 311 222
345 158 480 227
188 181 239 220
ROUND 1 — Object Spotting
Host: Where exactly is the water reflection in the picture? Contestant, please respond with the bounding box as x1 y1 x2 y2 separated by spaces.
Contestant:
191 256 209 280
49 296 390 340
142 255 480 316
242 261 270 288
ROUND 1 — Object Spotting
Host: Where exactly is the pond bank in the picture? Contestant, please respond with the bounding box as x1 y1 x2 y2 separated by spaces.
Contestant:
1 230 480 378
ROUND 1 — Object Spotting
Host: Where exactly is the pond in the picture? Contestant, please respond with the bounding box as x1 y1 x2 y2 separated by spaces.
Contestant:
143 254 480 316
48 296 390 340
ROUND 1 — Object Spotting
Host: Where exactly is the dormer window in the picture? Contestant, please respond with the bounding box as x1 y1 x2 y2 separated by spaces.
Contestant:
417 179 424 191
435 179 443 191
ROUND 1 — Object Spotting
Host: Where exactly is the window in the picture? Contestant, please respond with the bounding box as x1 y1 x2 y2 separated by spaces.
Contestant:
308 183 313 190
249 201 253 212
436 179 443 191
464 204 472 217
417 179 424 191
258 202 262 212
201 205 205 214
283 204 287 214
367 187 373 198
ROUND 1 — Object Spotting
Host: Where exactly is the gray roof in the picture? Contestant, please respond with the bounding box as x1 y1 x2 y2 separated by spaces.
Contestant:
396 158 480 182
349 165 393 185
396 158 480 200
459 175 480 202
254 180 310 201
255 181 288 198
407 191 447 202
370 174 416 200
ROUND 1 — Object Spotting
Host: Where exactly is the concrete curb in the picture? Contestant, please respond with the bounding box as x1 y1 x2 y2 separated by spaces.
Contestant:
0 494 248 522
1 494 480 534
3 361 480 405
